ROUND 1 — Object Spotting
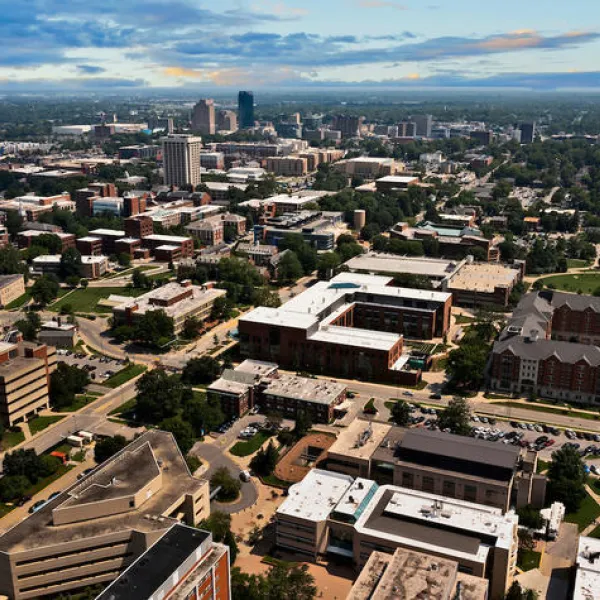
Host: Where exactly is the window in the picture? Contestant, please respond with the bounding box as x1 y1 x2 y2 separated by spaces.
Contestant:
422 476 435 493
401 472 414 489
465 484 477 503
442 480 456 498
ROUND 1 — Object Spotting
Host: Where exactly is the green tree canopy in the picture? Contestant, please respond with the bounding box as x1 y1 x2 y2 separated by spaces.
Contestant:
390 400 411 426
547 445 587 512
437 396 472 436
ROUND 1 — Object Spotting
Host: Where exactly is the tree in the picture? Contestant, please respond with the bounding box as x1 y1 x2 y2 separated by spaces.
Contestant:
183 393 225 435
390 400 411 426
199 511 238 563
94 435 127 463
317 252 341 280
210 295 232 321
118 253 131 267
231 563 317 600
136 370 184 423
182 356 221 385
276 251 304 283
132 310 174 347
15 311 42 341
278 233 317 275
182 316 201 339
60 248 83 279
0 474 30 502
159 416 195 455
506 581 525 600
516 505 544 530
132 268 151 289
446 341 489 390
250 440 278 476
31 275 59 305
49 363 89 409
547 445 587 512
293 411 312 439
254 287 281 308
3 449 42 481
0 246 27 276
437 397 472 436
210 467 241 502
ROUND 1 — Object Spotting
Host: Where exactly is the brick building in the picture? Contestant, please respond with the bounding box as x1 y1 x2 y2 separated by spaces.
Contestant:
125 215 154 239
142 234 194 258
239 273 451 384
17 230 76 252
490 291 600 404
88 228 126 255
76 236 103 256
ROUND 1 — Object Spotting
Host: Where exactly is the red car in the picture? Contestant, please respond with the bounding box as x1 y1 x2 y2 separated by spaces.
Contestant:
545 439 555 447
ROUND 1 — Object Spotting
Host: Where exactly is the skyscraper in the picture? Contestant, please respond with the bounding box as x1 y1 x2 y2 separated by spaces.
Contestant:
238 91 255 128
217 109 238 131
520 122 536 144
413 114 433 137
191 98 216 135
161 134 202 188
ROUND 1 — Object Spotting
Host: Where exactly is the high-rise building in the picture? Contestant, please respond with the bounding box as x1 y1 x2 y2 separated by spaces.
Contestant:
192 99 216 135
95 523 230 600
520 122 536 144
413 114 433 137
238 91 255 129
161 134 203 188
217 109 238 131
332 115 364 138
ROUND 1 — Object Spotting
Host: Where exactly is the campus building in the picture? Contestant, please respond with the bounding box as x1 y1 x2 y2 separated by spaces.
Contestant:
490 291 600 404
0 431 210 600
347 547 488 600
323 420 546 512
275 469 518 600
95 524 230 600
239 273 451 383
17 230 76 252
0 341 57 427
141 234 194 259
111 281 226 335
0 275 25 308
390 220 500 262
574 536 600 600
207 360 346 422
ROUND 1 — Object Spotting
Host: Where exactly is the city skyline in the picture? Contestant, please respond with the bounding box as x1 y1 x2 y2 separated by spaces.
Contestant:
1 0 600 92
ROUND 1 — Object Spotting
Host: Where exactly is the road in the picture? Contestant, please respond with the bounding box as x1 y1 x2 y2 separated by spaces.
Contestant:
296 373 600 434
0 377 144 470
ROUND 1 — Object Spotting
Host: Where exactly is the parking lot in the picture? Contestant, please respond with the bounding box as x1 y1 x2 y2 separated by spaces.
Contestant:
56 350 128 384
403 404 600 461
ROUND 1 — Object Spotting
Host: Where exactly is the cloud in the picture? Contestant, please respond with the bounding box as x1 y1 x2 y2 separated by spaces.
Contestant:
357 0 407 8
168 29 600 70
0 77 147 92
76 65 106 75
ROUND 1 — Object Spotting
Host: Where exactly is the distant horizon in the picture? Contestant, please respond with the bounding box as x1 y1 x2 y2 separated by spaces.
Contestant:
2 0 600 93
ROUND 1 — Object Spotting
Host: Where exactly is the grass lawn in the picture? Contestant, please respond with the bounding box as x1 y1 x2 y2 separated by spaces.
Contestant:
589 525 600 539
0 428 25 451
455 314 475 324
26 464 73 497
28 415 64 436
5 291 32 309
536 459 550 474
50 287 143 314
103 363 147 388
565 493 600 531
517 549 541 571
537 272 600 294
262 473 292 488
108 397 137 416
567 259 591 269
230 431 273 457
54 393 102 412
492 401 600 422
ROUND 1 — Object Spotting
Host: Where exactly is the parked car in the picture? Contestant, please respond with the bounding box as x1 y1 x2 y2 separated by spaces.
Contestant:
430 393 442 400
29 499 46 514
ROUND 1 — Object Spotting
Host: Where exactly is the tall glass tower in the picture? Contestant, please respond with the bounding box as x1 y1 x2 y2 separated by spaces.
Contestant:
238 91 255 129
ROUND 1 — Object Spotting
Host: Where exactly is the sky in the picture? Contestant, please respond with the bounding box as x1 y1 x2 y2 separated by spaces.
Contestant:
1 0 600 92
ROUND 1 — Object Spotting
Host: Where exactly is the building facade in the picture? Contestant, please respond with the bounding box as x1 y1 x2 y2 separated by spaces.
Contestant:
161 135 203 188
0 431 210 600
0 275 25 308
238 91 254 129
192 99 216 135
95 524 230 600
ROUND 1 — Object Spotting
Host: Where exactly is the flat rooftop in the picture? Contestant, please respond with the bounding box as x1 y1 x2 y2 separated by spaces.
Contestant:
310 325 401 352
348 548 488 600
89 228 126 237
345 253 461 279
236 358 278 377
263 374 346 405
143 234 191 243
575 536 600 600
447 263 519 293
355 486 517 563
277 469 354 522
96 524 211 600
399 428 519 473
332 478 379 522
327 420 392 461
0 430 207 554
376 175 419 184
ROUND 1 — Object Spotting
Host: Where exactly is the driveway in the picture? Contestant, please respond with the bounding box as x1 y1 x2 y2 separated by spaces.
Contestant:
191 439 258 514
